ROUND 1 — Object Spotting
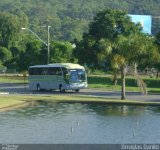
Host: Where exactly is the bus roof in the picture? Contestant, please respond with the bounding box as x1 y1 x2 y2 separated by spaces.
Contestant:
29 63 85 69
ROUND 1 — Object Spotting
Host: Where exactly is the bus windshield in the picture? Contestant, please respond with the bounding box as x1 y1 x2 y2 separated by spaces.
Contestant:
69 69 86 83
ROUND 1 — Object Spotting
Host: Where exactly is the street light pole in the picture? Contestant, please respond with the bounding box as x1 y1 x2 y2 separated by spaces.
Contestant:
21 28 47 46
22 26 51 64
47 26 51 64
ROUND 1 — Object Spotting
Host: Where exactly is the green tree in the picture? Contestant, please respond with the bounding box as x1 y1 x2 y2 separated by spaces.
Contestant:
73 34 98 69
154 32 160 79
0 12 28 69
0 47 12 65
0 12 21 48
75 9 142 68
76 9 159 100
0 46 12 63
115 33 158 99
50 41 76 63
88 9 142 40
1 0 160 41
98 33 158 100
17 39 43 71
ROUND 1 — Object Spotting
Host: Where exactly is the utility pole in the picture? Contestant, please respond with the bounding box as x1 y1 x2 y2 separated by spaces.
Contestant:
47 26 51 64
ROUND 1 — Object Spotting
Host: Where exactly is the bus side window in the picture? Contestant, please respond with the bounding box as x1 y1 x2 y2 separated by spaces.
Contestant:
47 67 62 76
55 67 62 76
47 67 55 75
32 68 36 75
47 67 56 75
38 68 43 75
33 68 39 75
42 68 47 75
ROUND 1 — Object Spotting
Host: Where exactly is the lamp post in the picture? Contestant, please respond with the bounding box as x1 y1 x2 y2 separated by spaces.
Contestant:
22 26 51 64
47 26 51 64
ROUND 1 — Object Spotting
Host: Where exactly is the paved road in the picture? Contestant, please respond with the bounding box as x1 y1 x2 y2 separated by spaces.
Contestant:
0 83 160 102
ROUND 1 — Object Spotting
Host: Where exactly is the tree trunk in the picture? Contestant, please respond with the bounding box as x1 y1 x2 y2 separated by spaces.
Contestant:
134 63 137 76
114 75 117 86
156 71 159 79
121 66 126 100
113 70 118 86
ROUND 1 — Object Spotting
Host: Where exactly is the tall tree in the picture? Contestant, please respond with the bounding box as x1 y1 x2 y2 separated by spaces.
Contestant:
0 12 28 69
50 41 76 63
76 9 159 100
88 9 142 40
0 46 12 63
154 31 160 78
17 39 43 71
0 12 21 48
75 9 142 68
114 33 158 99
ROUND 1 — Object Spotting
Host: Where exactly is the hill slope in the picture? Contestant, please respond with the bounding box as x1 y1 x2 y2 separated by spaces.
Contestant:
0 0 160 41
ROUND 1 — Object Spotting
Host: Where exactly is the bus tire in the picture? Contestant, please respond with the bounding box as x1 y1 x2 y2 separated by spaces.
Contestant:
62 89 65 93
75 89 80 92
37 84 41 92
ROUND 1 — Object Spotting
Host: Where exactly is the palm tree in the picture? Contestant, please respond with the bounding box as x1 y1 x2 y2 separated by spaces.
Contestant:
114 33 158 99
98 33 158 100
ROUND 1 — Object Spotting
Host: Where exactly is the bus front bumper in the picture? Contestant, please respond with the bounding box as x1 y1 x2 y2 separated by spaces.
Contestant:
65 82 87 90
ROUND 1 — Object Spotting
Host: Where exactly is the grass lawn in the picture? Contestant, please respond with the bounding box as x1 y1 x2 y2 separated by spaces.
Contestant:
88 75 160 93
1 95 160 111
0 75 27 83
0 98 26 108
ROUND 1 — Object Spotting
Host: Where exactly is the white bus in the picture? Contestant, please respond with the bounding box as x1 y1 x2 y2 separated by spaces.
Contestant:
28 63 87 92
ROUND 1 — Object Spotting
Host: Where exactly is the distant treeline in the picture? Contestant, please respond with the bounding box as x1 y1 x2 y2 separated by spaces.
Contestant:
0 0 160 41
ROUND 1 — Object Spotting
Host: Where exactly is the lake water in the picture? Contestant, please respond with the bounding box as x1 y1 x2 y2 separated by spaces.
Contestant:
0 102 160 144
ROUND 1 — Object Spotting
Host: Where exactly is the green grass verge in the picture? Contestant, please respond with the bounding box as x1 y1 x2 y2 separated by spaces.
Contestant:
0 76 27 83
88 75 160 93
0 95 160 112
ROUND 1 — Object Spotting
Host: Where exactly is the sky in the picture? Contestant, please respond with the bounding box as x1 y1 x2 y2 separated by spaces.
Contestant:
129 14 152 34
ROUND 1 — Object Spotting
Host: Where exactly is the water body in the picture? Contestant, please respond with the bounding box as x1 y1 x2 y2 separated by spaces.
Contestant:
0 102 160 144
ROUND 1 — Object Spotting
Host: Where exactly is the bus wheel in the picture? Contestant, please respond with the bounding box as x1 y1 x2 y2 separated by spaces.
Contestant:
75 89 80 92
37 84 41 92
62 89 65 93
